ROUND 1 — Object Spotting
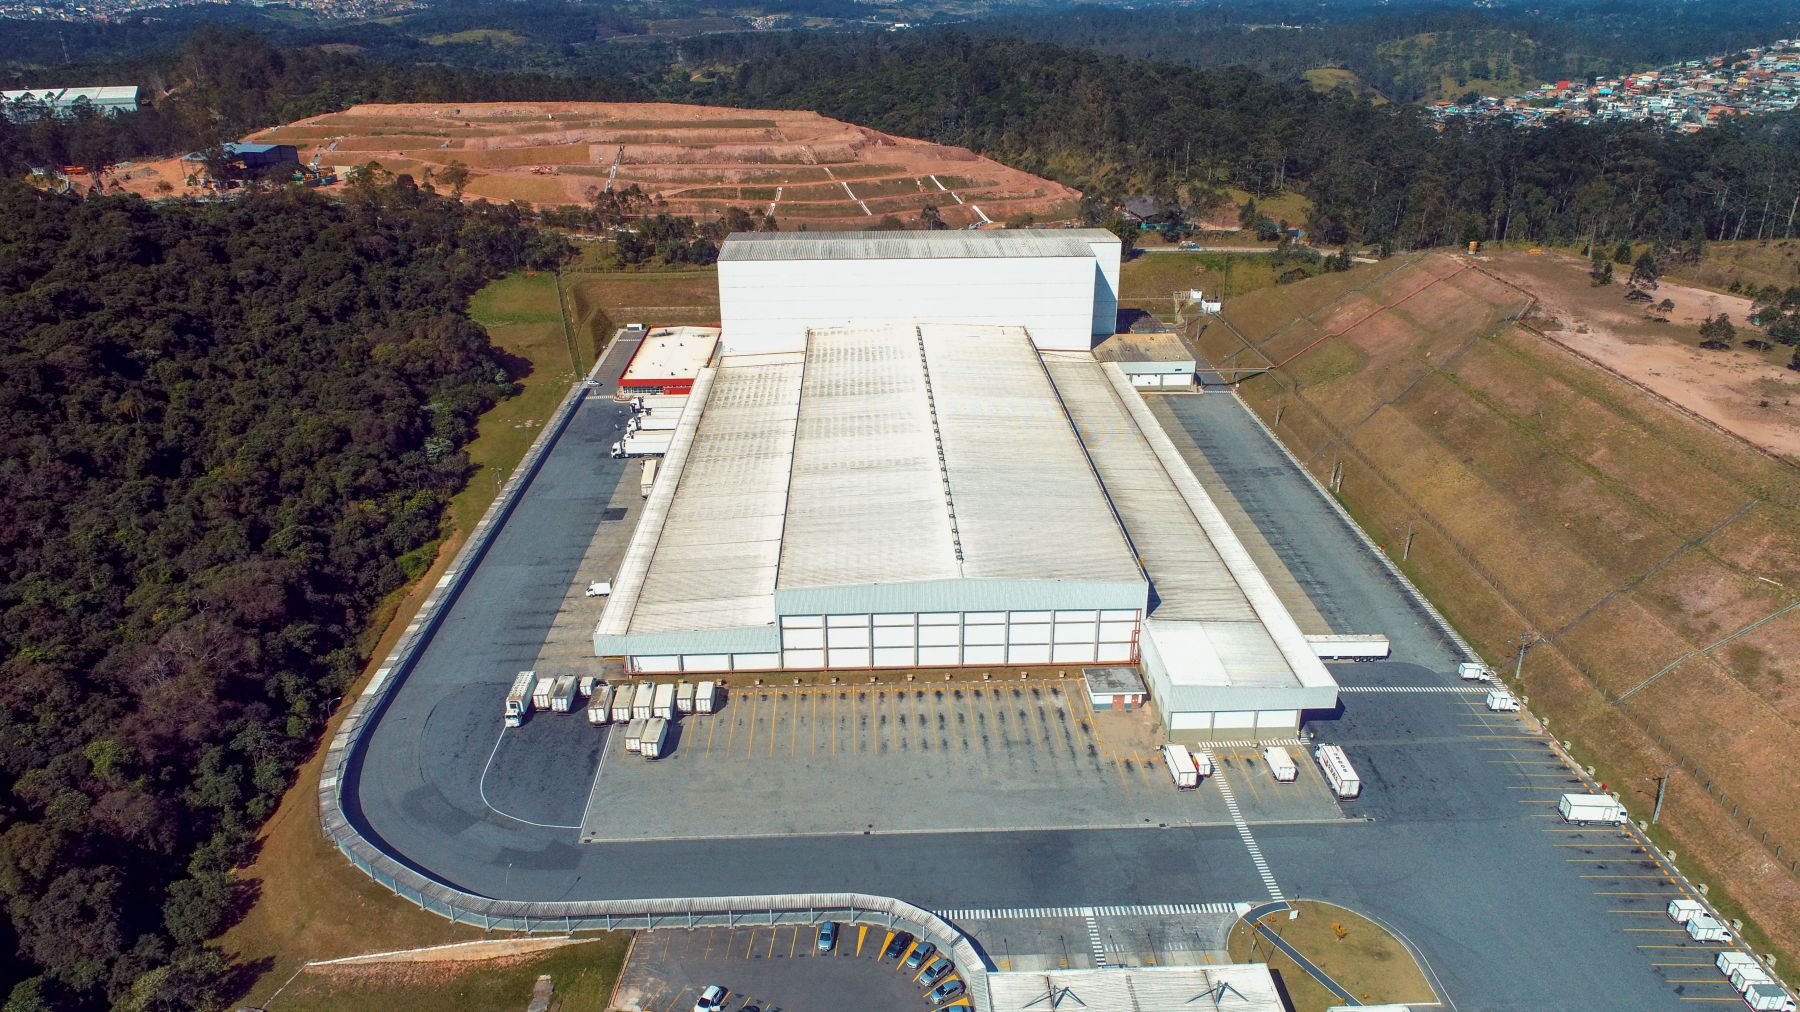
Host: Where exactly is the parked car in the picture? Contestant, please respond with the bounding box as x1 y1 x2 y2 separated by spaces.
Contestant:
925 979 967 1004
816 921 838 952
905 941 937 969
883 932 914 960
693 985 727 1012
919 957 954 987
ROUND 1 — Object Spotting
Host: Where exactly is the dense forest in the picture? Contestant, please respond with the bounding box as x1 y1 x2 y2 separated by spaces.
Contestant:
0 181 561 1010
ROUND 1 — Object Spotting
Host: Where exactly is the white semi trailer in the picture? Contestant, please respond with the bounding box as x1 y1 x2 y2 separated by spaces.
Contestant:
624 718 646 754
531 675 555 711
641 717 670 759
632 683 655 721
610 683 637 723
549 675 579 713
629 394 688 416
1162 744 1200 789
504 672 535 727
695 680 718 714
586 685 613 725
640 458 658 498
676 680 696 714
610 431 673 459
1315 744 1362 799
652 682 676 719
1264 746 1298 783
627 413 679 435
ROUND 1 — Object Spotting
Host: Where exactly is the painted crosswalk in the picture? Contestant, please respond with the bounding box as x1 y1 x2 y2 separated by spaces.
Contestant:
1338 685 1491 693
1084 915 1108 968
1206 750 1285 903
933 902 1243 921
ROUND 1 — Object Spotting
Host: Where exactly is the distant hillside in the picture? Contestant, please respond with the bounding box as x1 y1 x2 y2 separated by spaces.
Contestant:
1197 253 1800 969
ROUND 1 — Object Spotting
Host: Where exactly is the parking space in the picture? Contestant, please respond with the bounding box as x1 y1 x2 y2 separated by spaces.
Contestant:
579 679 1348 842
612 924 965 1012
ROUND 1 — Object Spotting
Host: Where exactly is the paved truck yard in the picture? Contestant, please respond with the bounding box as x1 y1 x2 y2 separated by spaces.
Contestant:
339 316 1749 1009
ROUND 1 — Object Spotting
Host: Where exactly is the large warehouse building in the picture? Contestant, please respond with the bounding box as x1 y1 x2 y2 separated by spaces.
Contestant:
596 231 1338 740
717 230 1120 354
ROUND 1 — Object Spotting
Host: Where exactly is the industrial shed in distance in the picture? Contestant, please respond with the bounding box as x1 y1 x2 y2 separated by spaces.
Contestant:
597 233 1341 740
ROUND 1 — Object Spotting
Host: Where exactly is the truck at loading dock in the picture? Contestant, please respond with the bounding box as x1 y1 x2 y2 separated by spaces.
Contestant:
1162 743 1200 789
676 680 696 713
695 680 718 714
1315 744 1361 799
1558 793 1628 826
640 458 658 498
652 682 676 719
1264 746 1298 783
549 675 578 713
610 683 637 723
641 717 670 759
627 413 679 435
610 432 673 458
624 718 647 754
586 685 613 725
504 672 535 727
531 674 555 711
632 683 655 721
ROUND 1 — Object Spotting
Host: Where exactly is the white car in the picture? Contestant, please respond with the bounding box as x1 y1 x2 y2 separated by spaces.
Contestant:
693 985 727 1012
585 581 613 598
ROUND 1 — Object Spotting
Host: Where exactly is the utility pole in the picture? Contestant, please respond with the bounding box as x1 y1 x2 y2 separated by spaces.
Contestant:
1402 520 1416 562
1645 765 1677 824
1514 629 1534 681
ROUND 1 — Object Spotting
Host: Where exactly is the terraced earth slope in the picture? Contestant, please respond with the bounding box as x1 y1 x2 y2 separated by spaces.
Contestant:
250 102 1080 229
1197 251 1800 968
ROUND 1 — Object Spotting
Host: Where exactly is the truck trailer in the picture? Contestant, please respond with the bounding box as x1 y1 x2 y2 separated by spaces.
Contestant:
675 680 696 714
627 413 679 435
1162 744 1200 789
610 431 673 459
632 683 655 721
624 717 647 754
695 680 718 714
652 682 676 719
1486 689 1521 712
586 685 613 725
629 394 688 416
549 675 579 713
1264 746 1298 783
640 458 658 498
641 717 670 759
1315 744 1361 799
504 672 536 727
610 683 637 723
531 675 555 711
1559 793 1628 826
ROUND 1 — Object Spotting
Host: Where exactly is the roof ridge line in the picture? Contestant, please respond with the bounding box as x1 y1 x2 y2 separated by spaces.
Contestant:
915 325 966 572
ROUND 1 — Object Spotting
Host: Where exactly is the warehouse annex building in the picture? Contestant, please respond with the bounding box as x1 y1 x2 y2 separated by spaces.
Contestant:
596 231 1338 740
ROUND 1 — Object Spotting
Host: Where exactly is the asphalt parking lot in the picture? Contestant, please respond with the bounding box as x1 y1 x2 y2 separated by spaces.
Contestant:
578 678 1345 842
613 924 967 1012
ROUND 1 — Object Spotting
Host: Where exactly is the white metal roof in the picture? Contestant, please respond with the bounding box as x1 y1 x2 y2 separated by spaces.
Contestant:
985 964 1284 1012
719 230 1097 262
1043 353 1336 693
619 327 720 385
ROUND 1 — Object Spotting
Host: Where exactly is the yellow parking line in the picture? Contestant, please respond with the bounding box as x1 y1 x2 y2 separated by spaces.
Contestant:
744 930 758 958
811 691 819 755
1599 891 1679 896
897 940 920 967
914 689 930 752
1624 927 1688 933
767 929 778 958
879 930 895 960
724 701 740 758
1583 874 1675 879
1679 998 1748 1002
984 687 1002 745
1666 979 1737 984
790 926 799 958
1609 909 1666 914
1654 962 1716 967
744 693 760 758
770 692 784 757
1556 843 1644 848
703 931 717 960
857 924 869 956
1638 944 1732 949
832 690 839 756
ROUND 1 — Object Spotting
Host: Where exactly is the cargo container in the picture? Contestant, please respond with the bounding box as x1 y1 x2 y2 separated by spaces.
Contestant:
652 682 676 719
1457 661 1493 681
1264 746 1298 783
1668 898 1705 924
532 675 555 711
1486 689 1520 711
609 431 673 459
1686 914 1730 943
641 717 670 759
1162 744 1199 789
578 675 601 697
586 685 613 725
676 680 696 714
1559 793 1628 826
632 683 656 720
1315 744 1361 799
549 675 579 713
624 717 647 754
610 683 637 723
696 680 718 714
640 458 658 498
1744 981 1795 1011
504 671 535 727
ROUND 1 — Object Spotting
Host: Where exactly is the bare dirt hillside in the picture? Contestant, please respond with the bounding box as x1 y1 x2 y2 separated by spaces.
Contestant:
245 102 1080 228
1198 251 1800 968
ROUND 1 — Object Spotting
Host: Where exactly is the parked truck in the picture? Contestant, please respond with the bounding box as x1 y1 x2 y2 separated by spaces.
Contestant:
1458 661 1494 681
1315 744 1362 799
1264 746 1298 783
610 431 673 459
1744 982 1795 1011
610 683 637 723
504 671 536 727
531 675 555 711
640 458 658 498
695 680 719 714
630 394 688 416
1162 744 1200 789
632 683 655 721
586 684 613 725
578 675 601 697
652 682 676 719
1485 689 1521 712
549 675 579 713
624 717 647 754
640 717 670 759
1559 793 1628 826
675 680 696 714
626 413 679 435
1686 914 1731 943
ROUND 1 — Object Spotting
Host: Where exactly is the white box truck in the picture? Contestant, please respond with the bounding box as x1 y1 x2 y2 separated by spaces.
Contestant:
610 683 637 723
1558 793 1628 826
1264 746 1298 783
1686 914 1730 943
652 682 676 719
531 675 555 711
1486 689 1520 711
1744 982 1795 1011
1315 744 1362 799
624 717 647 754
549 675 579 713
676 680 696 714
695 680 718 714
586 685 613 725
641 717 670 759
1735 965 1777 992
1458 661 1493 681
1720 951 1761 978
640 458 658 498
504 672 535 727
1667 898 1705 924
610 431 673 459
1162 744 1200 789
1192 748 1215 777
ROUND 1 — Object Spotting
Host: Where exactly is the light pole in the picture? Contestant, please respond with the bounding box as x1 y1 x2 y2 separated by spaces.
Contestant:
1642 765 1677 824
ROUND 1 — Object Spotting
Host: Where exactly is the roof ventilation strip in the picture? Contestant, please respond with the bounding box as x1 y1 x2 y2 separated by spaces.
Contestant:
915 326 964 565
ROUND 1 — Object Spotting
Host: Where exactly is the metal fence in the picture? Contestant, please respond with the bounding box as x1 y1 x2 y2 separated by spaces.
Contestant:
315 356 992 1010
